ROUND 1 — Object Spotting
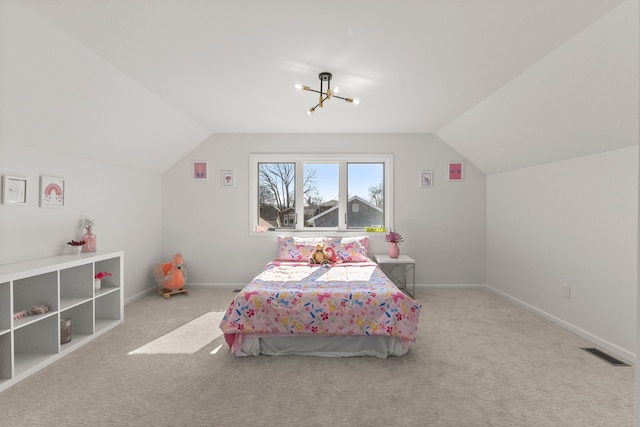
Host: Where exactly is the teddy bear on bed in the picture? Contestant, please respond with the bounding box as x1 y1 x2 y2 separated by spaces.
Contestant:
309 242 336 267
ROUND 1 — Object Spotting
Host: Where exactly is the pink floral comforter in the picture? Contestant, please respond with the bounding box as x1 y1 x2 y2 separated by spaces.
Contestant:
219 261 421 350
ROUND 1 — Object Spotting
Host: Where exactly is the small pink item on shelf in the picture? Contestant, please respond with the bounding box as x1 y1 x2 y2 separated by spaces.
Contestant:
13 310 28 320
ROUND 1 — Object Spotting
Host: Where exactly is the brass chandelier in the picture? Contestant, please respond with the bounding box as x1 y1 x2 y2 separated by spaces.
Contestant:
294 72 360 116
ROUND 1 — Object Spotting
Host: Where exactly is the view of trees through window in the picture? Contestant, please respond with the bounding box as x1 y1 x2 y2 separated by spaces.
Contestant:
258 161 384 230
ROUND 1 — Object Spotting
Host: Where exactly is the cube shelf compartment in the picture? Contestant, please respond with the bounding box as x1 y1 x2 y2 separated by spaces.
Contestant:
0 251 124 392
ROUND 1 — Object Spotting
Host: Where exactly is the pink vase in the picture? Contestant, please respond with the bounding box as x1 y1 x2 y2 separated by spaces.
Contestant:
388 242 400 258
82 228 97 252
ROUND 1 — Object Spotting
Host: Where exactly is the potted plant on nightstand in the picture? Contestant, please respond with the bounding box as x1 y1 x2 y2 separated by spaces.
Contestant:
385 230 404 259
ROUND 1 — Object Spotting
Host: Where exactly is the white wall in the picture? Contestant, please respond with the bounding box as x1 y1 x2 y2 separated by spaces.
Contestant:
161 133 487 287
0 143 162 301
0 0 210 177
487 146 638 360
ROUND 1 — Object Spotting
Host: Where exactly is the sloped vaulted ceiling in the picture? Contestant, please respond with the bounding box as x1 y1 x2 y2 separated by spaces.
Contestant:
437 0 639 174
0 0 211 174
1 0 637 174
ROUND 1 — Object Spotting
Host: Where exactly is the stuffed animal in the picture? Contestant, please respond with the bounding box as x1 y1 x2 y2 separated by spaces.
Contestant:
309 242 332 267
154 253 188 296
325 246 340 264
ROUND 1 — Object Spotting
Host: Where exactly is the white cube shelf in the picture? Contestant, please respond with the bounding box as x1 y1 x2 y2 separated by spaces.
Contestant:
0 251 124 392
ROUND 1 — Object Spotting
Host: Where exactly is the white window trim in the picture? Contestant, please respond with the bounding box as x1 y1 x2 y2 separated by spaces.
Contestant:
250 153 394 236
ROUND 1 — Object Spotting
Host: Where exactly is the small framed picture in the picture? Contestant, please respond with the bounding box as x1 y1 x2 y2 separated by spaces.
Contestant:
448 162 464 181
2 175 28 205
193 161 208 180
40 175 65 207
420 171 433 188
222 171 233 187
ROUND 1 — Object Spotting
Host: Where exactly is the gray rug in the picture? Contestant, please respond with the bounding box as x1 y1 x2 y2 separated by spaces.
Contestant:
0 287 633 427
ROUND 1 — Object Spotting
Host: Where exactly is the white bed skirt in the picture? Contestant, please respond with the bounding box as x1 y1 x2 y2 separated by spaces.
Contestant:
230 334 409 359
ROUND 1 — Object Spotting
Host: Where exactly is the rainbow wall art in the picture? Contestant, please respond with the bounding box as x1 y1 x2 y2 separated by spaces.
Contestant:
40 176 64 207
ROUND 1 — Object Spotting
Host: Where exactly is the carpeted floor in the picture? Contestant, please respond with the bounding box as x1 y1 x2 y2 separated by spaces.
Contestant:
0 287 633 427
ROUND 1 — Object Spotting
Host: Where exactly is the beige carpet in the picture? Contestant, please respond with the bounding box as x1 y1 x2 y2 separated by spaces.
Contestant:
0 287 633 427
128 311 225 355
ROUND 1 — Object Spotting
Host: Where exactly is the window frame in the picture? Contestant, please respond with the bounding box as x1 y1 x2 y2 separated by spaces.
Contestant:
250 153 394 236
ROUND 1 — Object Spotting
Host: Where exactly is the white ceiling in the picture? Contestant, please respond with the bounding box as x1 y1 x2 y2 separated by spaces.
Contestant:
1 0 637 174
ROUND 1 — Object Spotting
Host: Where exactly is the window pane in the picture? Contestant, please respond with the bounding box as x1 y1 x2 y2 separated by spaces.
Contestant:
347 163 384 228
259 163 295 229
304 163 339 228
250 153 392 235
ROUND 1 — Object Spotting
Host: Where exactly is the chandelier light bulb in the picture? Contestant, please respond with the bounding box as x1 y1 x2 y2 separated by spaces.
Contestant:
352 97 360 105
294 82 303 92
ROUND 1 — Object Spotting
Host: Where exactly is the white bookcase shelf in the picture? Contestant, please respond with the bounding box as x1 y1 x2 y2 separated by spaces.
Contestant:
0 251 124 392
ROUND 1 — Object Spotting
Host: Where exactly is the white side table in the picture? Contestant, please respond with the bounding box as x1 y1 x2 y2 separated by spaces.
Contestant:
374 254 416 298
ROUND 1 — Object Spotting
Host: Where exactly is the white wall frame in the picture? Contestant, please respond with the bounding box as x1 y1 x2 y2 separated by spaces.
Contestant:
2 175 28 205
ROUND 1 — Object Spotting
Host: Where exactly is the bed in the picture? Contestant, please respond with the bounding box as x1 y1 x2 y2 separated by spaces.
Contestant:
219 236 421 358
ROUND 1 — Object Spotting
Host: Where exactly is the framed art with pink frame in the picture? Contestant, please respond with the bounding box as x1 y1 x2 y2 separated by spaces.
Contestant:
193 161 208 180
448 162 464 181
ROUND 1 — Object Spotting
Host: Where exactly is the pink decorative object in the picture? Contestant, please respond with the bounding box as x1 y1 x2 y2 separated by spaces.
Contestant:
82 229 96 252
13 310 28 320
193 161 207 179
385 229 403 258
385 230 403 244
448 162 464 181
388 242 400 258
79 217 97 252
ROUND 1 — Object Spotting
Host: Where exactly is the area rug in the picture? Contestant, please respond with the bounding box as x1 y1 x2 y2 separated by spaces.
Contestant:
128 311 225 355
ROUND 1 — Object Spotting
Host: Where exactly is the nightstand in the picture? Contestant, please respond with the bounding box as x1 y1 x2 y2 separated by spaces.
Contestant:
374 254 416 298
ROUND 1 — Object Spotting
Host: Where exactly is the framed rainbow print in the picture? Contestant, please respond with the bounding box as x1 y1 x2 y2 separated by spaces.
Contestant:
40 175 65 207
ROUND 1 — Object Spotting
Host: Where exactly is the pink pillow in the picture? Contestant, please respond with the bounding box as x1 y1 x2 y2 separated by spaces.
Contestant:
276 236 325 262
276 236 370 263
326 236 369 263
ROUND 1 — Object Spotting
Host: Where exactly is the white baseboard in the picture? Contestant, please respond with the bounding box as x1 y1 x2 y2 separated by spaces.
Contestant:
486 285 635 365
418 283 485 289
124 287 157 305
186 282 246 289
124 283 242 305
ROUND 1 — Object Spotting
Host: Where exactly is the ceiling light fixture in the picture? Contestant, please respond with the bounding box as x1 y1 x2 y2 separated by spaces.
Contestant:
294 72 360 116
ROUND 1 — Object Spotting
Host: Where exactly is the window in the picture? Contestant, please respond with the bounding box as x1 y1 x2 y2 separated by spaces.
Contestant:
251 153 393 235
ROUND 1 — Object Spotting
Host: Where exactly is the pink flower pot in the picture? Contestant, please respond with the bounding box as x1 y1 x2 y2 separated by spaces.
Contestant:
388 243 400 258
